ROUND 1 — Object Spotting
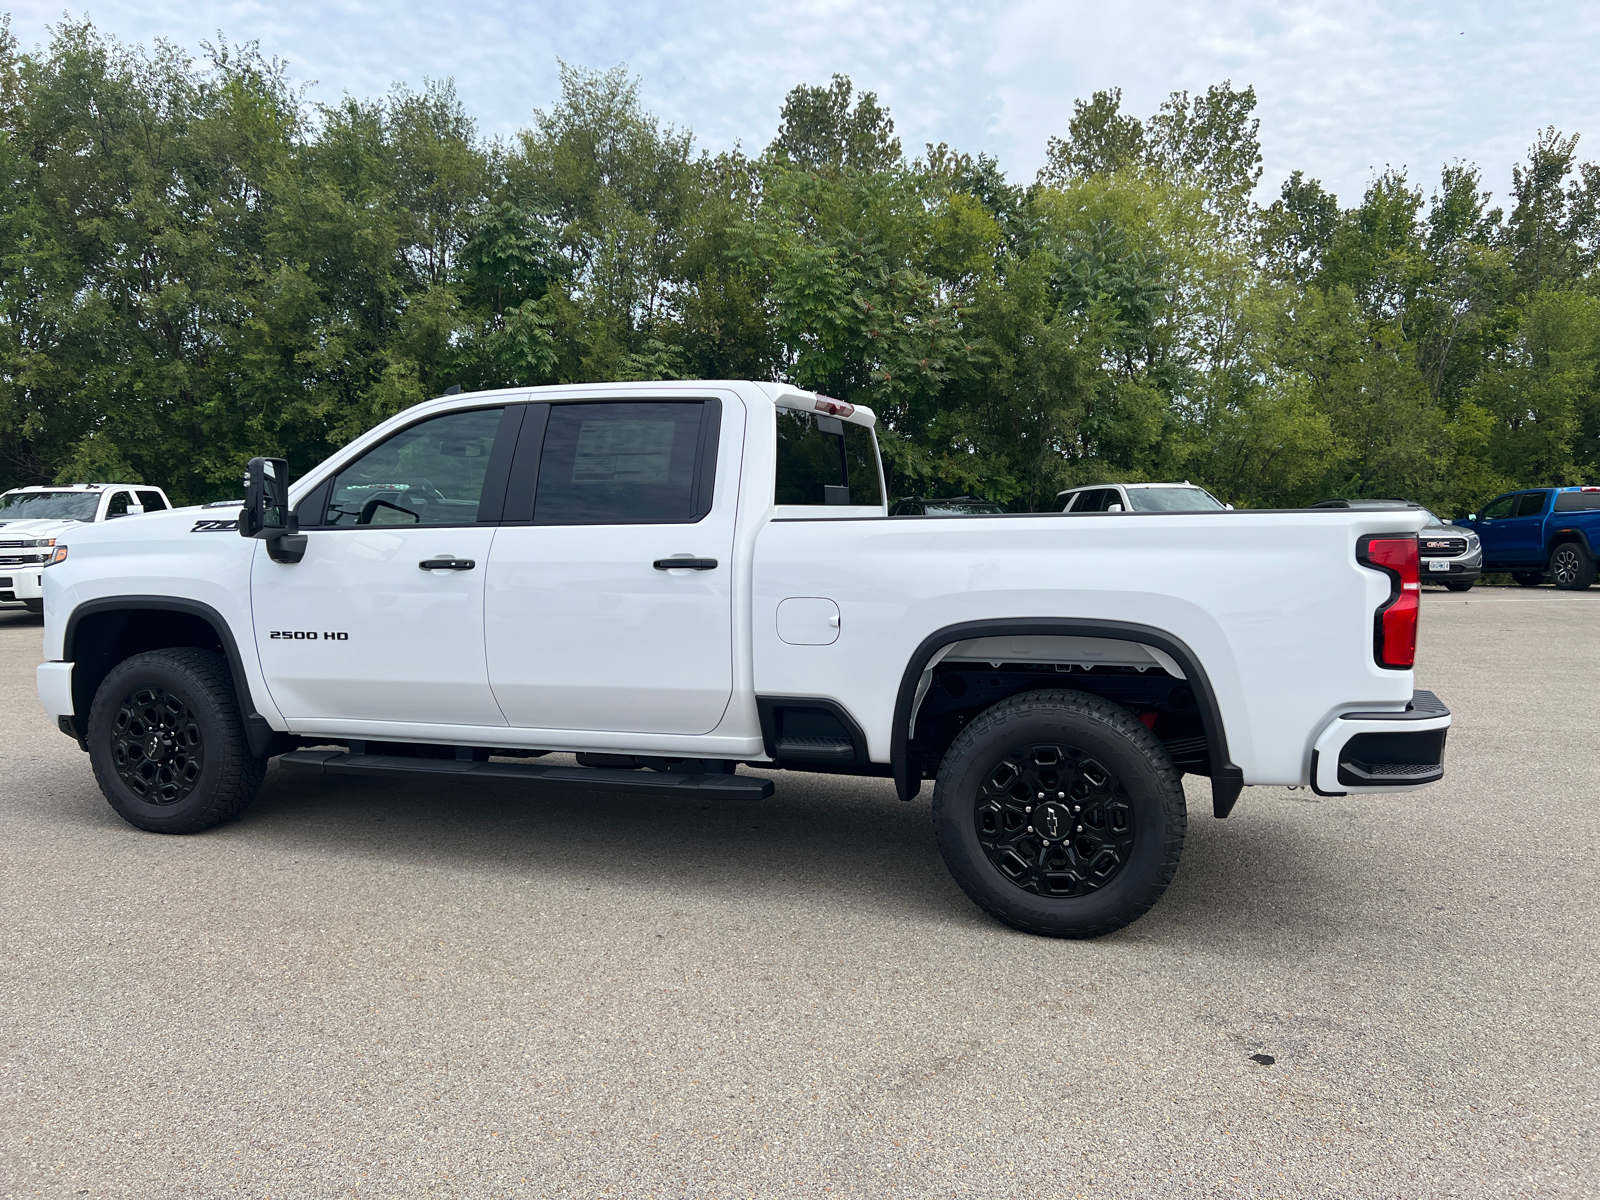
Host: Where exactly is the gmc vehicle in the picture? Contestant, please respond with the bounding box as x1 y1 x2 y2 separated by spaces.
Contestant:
1313 500 1482 591
1453 486 1600 588
34 382 1451 938
0 483 172 613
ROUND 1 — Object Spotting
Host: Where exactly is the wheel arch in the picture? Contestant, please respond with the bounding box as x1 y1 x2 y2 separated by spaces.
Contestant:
890 618 1243 817
62 597 278 757
1546 529 1596 558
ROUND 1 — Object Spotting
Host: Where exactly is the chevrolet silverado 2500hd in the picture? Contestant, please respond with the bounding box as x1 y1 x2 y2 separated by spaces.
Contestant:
34 381 1451 937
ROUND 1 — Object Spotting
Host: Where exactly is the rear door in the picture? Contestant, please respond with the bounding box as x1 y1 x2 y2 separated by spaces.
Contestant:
484 395 741 735
251 404 521 728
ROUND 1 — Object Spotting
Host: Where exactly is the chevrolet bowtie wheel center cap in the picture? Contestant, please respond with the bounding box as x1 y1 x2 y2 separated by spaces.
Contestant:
1032 800 1071 840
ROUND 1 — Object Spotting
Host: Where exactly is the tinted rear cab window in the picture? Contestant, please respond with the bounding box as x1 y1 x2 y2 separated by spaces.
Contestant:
775 410 882 506
1553 490 1600 512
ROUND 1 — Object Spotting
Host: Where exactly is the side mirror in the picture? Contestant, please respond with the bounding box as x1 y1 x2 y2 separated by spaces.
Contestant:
127 504 144 516
1225 503 1234 511
240 456 306 564
1467 513 1476 521
1107 503 1123 512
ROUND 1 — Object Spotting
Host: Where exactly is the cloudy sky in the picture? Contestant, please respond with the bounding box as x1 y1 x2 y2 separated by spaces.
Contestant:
6 1 1598 207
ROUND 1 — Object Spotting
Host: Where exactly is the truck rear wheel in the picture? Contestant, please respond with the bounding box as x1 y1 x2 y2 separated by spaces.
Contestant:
932 689 1187 938
87 648 267 834
1549 543 1596 590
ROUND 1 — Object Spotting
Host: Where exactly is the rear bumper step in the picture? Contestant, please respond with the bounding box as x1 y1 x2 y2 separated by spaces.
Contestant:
278 750 774 800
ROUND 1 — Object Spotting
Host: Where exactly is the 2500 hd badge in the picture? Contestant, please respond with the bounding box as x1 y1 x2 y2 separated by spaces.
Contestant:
268 631 349 641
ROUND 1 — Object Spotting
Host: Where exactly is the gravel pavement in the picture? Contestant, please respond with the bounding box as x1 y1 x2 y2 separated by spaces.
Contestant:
1 588 1596 1198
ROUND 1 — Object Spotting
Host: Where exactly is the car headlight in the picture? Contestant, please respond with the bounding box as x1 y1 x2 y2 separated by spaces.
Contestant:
42 544 68 566
13 537 55 548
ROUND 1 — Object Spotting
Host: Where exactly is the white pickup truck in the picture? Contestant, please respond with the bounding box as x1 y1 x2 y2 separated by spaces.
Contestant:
34 381 1451 937
1 483 173 612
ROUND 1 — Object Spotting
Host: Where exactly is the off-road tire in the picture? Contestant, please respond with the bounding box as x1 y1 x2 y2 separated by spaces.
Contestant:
88 648 267 834
932 689 1187 938
1444 582 1473 592
1549 543 1597 591
1513 571 1543 587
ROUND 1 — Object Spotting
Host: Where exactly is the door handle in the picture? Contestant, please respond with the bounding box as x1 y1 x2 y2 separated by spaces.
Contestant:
419 558 475 570
653 557 718 571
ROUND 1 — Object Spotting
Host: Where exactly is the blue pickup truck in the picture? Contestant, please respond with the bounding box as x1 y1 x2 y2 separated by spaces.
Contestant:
1453 486 1600 588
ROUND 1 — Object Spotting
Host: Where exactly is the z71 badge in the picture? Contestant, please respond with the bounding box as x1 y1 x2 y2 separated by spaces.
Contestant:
191 519 239 532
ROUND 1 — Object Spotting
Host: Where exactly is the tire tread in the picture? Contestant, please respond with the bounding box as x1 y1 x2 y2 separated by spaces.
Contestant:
933 688 1187 938
88 647 266 834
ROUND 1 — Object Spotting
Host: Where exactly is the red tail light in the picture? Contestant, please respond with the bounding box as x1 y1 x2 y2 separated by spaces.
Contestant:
1357 534 1419 669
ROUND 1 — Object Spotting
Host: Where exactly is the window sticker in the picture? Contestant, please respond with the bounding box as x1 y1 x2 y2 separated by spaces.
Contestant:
572 420 676 485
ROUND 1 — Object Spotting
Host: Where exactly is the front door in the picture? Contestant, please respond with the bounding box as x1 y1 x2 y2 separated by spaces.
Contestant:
484 396 740 735
1477 491 1545 567
252 404 515 728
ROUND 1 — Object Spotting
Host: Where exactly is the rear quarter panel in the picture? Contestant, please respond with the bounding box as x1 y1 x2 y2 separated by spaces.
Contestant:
751 510 1427 784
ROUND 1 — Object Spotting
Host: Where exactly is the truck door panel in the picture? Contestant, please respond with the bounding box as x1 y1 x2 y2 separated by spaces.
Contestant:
1479 491 1548 566
484 397 739 735
250 404 520 727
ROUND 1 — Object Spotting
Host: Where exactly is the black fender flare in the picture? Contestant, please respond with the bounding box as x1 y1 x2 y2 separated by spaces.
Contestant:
890 617 1244 817
62 595 280 757
1545 528 1597 561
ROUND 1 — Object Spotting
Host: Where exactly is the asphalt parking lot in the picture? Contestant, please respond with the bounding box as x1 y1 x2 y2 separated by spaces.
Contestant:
1 589 1597 1199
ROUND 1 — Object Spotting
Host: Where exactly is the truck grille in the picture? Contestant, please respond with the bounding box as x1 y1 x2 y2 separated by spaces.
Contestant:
0 554 45 565
1420 536 1468 556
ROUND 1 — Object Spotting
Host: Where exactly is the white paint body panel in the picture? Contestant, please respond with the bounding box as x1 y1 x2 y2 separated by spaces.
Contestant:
483 391 746 735
38 380 1445 792
251 525 504 727
36 660 73 719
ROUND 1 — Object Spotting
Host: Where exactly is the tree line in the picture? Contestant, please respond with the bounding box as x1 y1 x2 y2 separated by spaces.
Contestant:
3 18 1599 513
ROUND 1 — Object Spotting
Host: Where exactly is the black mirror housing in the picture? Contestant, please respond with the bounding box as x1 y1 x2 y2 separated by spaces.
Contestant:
241 456 306 563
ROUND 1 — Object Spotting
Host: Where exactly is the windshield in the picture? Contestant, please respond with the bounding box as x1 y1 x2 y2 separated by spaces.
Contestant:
1124 487 1224 512
0 490 98 521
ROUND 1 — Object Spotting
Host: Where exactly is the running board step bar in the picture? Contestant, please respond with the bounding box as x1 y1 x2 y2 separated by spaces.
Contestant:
278 750 774 800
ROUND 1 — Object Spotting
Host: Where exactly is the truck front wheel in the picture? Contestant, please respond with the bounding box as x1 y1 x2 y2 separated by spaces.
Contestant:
932 689 1187 938
1549 543 1597 590
87 648 267 834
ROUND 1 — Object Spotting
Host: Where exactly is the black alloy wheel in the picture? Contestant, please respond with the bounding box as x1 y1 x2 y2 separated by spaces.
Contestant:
109 685 205 804
1549 543 1597 590
974 745 1134 898
932 689 1187 938
88 647 267 833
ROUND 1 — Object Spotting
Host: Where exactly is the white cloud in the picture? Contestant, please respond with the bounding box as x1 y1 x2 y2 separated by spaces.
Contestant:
6 0 1599 207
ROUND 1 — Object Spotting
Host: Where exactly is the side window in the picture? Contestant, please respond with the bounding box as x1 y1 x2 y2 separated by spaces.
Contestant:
533 401 715 525
1514 492 1548 517
775 409 882 506
1479 494 1516 520
136 490 168 511
1072 489 1111 512
325 407 504 526
104 490 132 519
1554 490 1600 512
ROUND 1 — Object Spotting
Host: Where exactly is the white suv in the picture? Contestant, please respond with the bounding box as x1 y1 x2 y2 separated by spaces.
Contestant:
1058 482 1229 512
0 484 172 612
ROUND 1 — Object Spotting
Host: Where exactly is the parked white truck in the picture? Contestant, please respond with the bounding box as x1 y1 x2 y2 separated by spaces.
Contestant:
1 483 173 612
34 381 1451 936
